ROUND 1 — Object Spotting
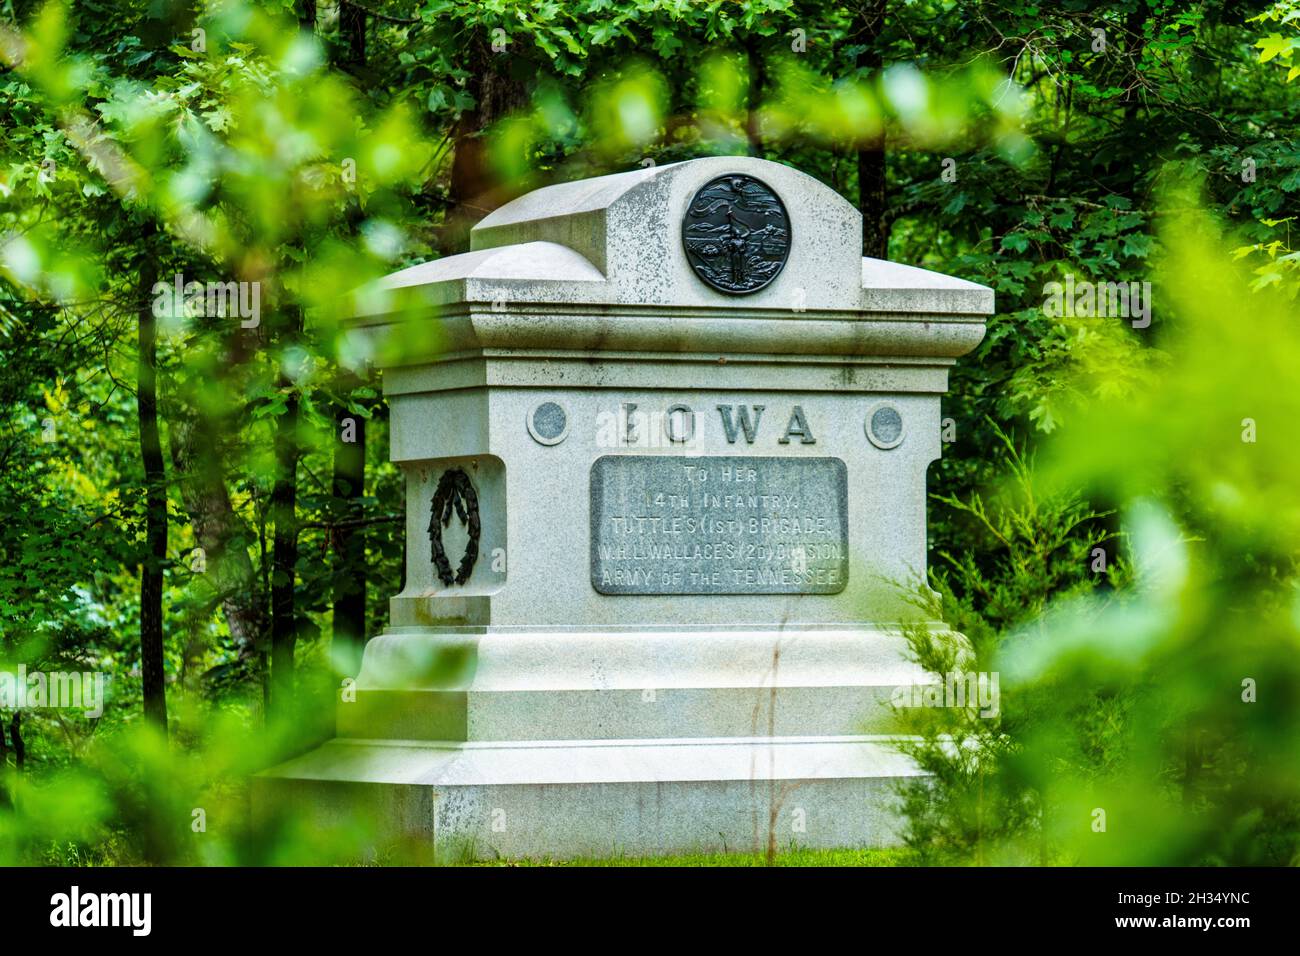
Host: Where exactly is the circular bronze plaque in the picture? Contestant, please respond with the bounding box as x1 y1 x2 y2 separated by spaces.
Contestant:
681 174 791 295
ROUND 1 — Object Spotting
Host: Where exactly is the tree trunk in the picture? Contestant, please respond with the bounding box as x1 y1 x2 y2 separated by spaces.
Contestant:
1123 5 1146 125
342 2 366 65
270 393 299 714
9 713 23 772
438 37 529 255
856 0 889 259
858 143 887 258
332 398 367 676
269 312 303 716
0 712 9 808
137 253 168 735
169 415 267 664
746 33 766 157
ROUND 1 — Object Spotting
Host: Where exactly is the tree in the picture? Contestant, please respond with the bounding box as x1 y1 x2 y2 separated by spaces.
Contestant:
136 224 168 733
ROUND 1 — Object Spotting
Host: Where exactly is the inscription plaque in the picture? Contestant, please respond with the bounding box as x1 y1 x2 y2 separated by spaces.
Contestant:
590 455 848 595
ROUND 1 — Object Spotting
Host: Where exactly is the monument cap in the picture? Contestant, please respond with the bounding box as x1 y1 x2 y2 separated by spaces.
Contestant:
348 157 992 368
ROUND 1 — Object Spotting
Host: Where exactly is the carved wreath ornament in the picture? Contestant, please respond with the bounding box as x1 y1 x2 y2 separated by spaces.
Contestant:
428 468 480 586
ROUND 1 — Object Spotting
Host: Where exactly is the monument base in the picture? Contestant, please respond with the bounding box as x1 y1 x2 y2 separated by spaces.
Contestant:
254 735 918 860
255 625 940 861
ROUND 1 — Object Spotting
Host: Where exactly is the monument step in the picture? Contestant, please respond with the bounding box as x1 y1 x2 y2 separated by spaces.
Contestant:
255 734 921 860
352 625 948 689
337 685 908 741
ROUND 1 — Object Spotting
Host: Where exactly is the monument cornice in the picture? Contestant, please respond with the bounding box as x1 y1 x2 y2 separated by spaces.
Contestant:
346 299 988 371
354 244 994 319
377 349 957 397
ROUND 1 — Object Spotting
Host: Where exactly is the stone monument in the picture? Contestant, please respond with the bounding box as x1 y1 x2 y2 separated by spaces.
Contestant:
258 156 993 860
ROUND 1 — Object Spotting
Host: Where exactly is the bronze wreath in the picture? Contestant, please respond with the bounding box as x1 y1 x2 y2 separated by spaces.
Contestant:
428 468 480 586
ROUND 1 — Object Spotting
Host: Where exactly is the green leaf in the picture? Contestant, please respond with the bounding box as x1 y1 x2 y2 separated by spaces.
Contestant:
1256 33 1296 63
1048 210 1075 230
1122 234 1153 258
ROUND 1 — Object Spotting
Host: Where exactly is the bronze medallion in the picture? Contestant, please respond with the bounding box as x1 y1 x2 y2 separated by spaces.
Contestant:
681 174 791 294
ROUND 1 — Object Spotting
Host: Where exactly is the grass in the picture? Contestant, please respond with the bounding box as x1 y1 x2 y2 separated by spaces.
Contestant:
472 846 915 867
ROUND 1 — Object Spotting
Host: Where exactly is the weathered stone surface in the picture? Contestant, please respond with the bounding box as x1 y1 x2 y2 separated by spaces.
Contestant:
260 156 995 860
344 156 992 372
255 736 919 860
590 455 848 595
384 387 937 629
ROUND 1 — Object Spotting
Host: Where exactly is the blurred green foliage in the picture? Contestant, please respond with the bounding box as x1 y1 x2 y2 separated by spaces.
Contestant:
896 196 1300 865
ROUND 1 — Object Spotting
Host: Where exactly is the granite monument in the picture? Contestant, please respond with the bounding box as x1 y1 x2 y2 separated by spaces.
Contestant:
257 155 993 859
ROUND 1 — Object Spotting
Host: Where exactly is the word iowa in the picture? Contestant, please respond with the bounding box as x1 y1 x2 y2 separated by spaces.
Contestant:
50 886 151 937
601 403 819 446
